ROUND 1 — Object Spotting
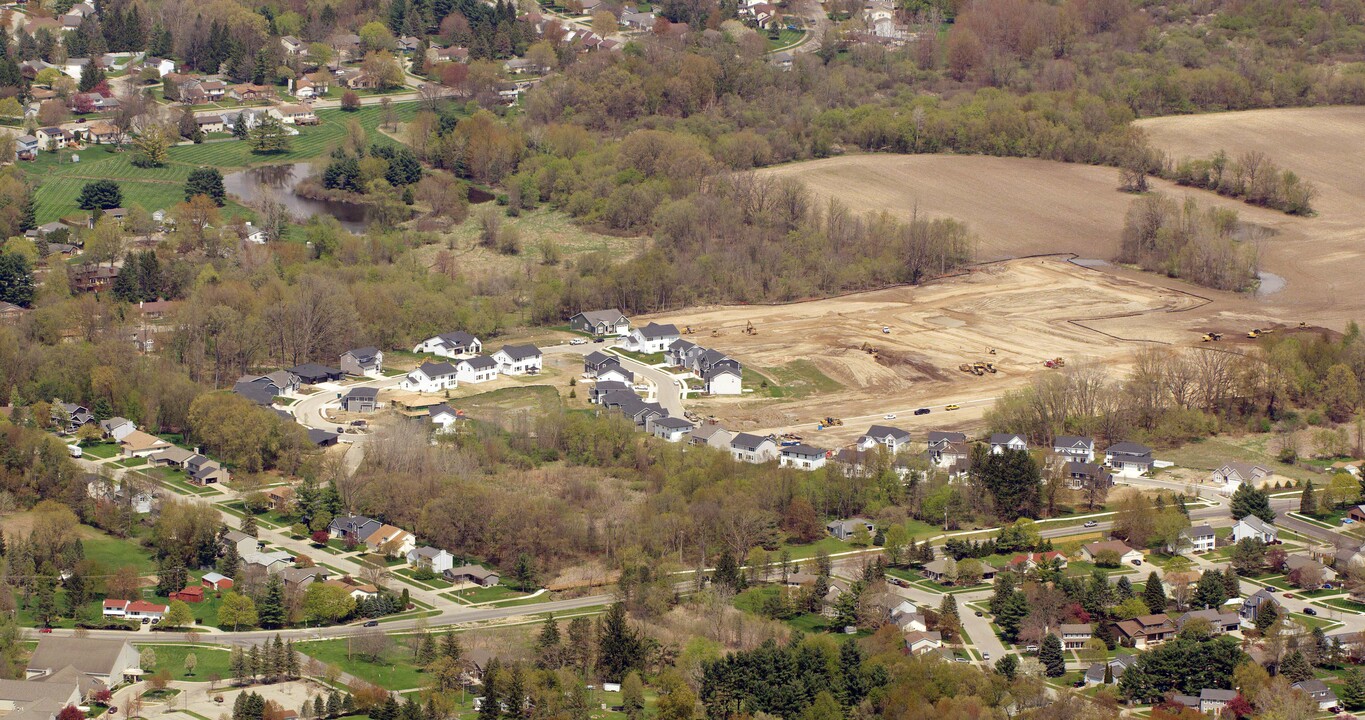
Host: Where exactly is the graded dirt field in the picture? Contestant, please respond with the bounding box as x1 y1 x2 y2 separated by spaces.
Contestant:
652 256 1213 442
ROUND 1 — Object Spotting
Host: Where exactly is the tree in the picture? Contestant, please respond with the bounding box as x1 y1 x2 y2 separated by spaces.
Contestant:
78 62 106 93
1324 363 1360 423
1254 602 1279 632
250 115 292 153
0 255 35 308
1280 650 1313 682
163 600 194 628
592 11 617 37
511 553 537 592
1193 571 1228 609
1300 480 1317 516
133 123 173 167
185 168 226 206
621 672 645 720
77 180 123 210
1341 667 1365 710
218 592 258 631
1230 483 1274 523
1039 633 1065 677
1142 571 1167 613
141 647 158 670
361 51 404 89
937 593 960 640
57 707 84 720
184 653 198 677
1231 538 1267 575
259 576 286 629
995 653 1018 680
303 582 356 624
341 91 360 111
597 603 645 681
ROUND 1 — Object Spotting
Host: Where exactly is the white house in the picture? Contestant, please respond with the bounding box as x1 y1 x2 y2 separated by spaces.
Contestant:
402 361 459 393
1104 442 1154 477
649 416 694 442
596 364 634 384
491 344 542 375
102 599 167 621
340 347 383 377
1052 436 1095 463
407 546 455 574
413 331 481 357
704 365 742 395
1174 524 1217 554
1060 623 1093 650
903 631 942 656
779 444 828 471
1081 540 1143 565
857 425 912 454
1232 515 1278 544
730 433 778 464
827 518 874 541
625 322 680 354
1292 679 1340 712
455 356 498 383
429 403 460 432
366 524 417 556
269 103 316 124
100 417 137 441
989 433 1028 454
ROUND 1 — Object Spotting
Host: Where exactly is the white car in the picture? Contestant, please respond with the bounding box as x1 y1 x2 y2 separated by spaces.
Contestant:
569 338 587 345
883 413 896 420
882 326 891 333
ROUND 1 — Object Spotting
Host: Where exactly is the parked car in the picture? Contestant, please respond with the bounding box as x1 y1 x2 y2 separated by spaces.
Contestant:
914 408 930 415
38 627 52 633
1084 520 1098 528
109 708 118 715
1284 593 1295 599
883 413 897 420
364 620 380 627
1304 607 1318 616
1344 518 1355 525
1131 559 1142 566
1025 645 1038 653
67 444 82 458
569 338 586 345
974 610 983 617
982 652 990 660
593 337 605 343
882 326 891 333
945 404 961 411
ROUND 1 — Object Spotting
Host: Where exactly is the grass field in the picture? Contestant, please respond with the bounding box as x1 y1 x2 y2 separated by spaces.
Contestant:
136 644 232 681
27 104 419 224
296 639 425 690
80 525 156 574
79 441 121 459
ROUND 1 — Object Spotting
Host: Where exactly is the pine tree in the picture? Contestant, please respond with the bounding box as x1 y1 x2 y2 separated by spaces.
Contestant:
1301 480 1317 516
440 632 462 662
313 696 326 719
415 633 436 664
1280 650 1313 682
248 644 262 679
1039 633 1065 677
258 576 286 628
1096 619 1117 650
995 654 1018 680
712 552 742 592
1231 483 1275 523
597 602 644 681
1115 575 1133 600
937 593 960 640
1342 667 1365 710
478 659 501 720
1142 571 1167 613
835 641 867 707
1194 570 1227 609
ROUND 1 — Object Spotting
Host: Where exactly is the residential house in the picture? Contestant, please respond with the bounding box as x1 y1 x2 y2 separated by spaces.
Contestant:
397 36 422 53
664 339 698 368
650 416 695 443
445 565 500 587
366 524 416 556
503 58 539 74
54 402 95 433
1176 609 1241 634
0 301 29 322
1104 442 1154 477
324 577 378 600
1240 588 1280 625
198 80 226 99
1111 613 1175 649
1065 462 1112 491
1005 551 1067 572
26 636 140 695
118 430 171 458
596 363 633 384
237 370 300 399
60 57 89 79
15 135 38 159
856 425 912 454
903 631 942 656
414 331 482 357
281 36 305 55
1292 679 1339 712
705 366 742 395
625 322 680 353
331 33 362 60
779 444 828 471
1197 689 1237 715
309 429 339 447
1083 654 1135 686
263 486 295 513
329 515 382 544
583 351 618 377
401 361 459 393
491 344 542 375
921 558 954 583
340 71 376 90
193 114 225 133
1285 554 1337 586
1052 436 1095 463
243 550 294 574
223 530 259 558
99 417 136 441
588 381 630 405
1349 505 1365 523
270 103 317 125
101 599 166 621
989 433 1028 454
455 356 498 384
142 57 176 76
201 572 234 591
407 546 455 574
278 566 329 590
1060 623 1092 650
1173 525 1217 554
1212 461 1272 495
429 403 460 432
729 433 779 464
229 83 274 102
70 266 119 293
427 46 469 64
35 127 70 150
1080 540 1143 566
288 363 344 384
85 476 155 514
689 423 733 450
926 431 968 467
620 9 655 28
826 518 873 541
340 347 384 377
569 309 630 336
83 122 119 144
1232 515 1278 544
340 386 379 414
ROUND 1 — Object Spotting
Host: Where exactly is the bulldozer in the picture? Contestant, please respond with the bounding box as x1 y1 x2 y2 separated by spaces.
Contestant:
823 416 843 426
744 321 757 336
1202 332 1223 342
1248 328 1263 339
972 362 988 375
684 326 696 335
985 362 997 373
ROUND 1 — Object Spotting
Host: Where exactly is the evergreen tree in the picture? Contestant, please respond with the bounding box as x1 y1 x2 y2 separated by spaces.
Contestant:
0 255 33 308
937 593 960 640
1230 483 1275 523
835 641 867 707
995 591 1029 642
1096 619 1116 650
77 61 105 92
1039 633 1065 677
218 544 242 578
536 614 561 668
185 167 226 206
1341 667 1365 710
597 602 645 681
1193 570 1227 609
314 696 326 719
1116 575 1134 600
1222 566 1241 600
232 112 249 139
1255 602 1279 632
77 179 122 210
478 659 501 720
258 576 286 628
440 632 462 662
249 114 291 153
415 633 436 664
1280 650 1313 682
712 552 743 592
1142 571 1167 613
1301 480 1317 515
995 653 1018 680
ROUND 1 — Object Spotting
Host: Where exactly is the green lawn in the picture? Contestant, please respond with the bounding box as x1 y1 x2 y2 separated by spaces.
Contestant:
611 349 665 365
136 644 232 681
751 360 842 399
80 525 156 574
296 639 425 690
79 441 121 459
394 568 452 589
136 467 219 496
1318 598 1365 614
112 457 147 468
766 27 807 51
446 583 533 604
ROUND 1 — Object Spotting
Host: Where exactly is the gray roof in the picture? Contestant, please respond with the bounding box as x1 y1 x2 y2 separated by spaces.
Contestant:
1054 436 1093 449
278 566 328 585
990 433 1025 445
289 363 341 381
636 322 679 339
429 403 457 417
27 637 133 676
498 344 541 360
1106 441 1151 456
343 386 378 400
411 546 448 559
1184 524 1215 538
704 365 741 379
1200 688 1237 702
928 431 967 445
781 444 826 458
344 347 380 363
462 355 497 370
435 331 478 347
1237 515 1276 534
233 380 276 406
584 351 612 365
652 416 694 430
308 428 339 445
448 564 498 580
731 433 771 451
417 361 458 376
1292 679 1334 696
863 424 911 442
668 339 696 353
575 309 626 325
224 530 254 545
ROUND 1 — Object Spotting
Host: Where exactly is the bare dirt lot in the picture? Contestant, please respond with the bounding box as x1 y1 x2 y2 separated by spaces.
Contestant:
653 257 1210 444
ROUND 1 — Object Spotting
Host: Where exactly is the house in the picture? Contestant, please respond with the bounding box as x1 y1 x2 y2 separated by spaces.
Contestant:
228 83 273 102
1285 554 1337 585
826 518 873 541
238 370 301 399
243 550 293 574
689 423 733 449
324 577 378 600
118 430 171 458
1006 551 1067 572
583 351 618 377
35 127 70 150
341 387 379 413
331 33 362 59
340 347 384 377
100 417 136 441
1104 442 1154 477
856 425 912 454
308 428 340 447
455 356 499 384
269 101 318 124
664 340 696 367
278 566 329 590
223 530 258 558
1292 679 1339 712
620 9 655 28
263 486 295 513
1240 588 1280 625
169 585 204 603
201 572 233 591
407 546 455 573
280 36 305 55
779 444 828 471
989 433 1028 454
1349 504 1365 523
1065 462 1112 491
889 600 925 632
83 122 119 144
588 382 630 404
704 366 743 395
569 309 630 336
15 135 38 159
650 416 694 443
242 223 268 244
397 36 422 53
193 114 225 133
1176 609 1241 634
70 266 119 293
730 433 779 464
596 364 634 384
1060 623 1092 650
1083 654 1135 686
329 515 382 543
427 45 469 64
445 565 500 588
414 331 481 357
288 363 344 384
1111 613 1175 649
903 630 942 656
429 403 461 432
26 636 141 694
1052 436 1095 463
101 599 166 621
1197 688 1237 715
625 322 680 354
921 558 953 583
1232 515 1278 544
85 476 155 514
366 524 416 556
1080 540 1143 566
1212 461 1272 495
185 454 229 485
491 345 542 375
0 676 82 719
401 361 459 393
926 431 968 467
1173 525 1217 554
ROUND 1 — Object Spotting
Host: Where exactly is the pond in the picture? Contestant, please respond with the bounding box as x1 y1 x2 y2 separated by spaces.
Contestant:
1255 271 1287 297
223 163 371 234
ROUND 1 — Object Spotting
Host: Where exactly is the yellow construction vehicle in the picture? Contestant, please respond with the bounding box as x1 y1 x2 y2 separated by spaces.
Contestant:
744 321 757 336
985 363 997 373
959 363 974 374
823 416 843 426
972 362 987 375
684 326 695 335
1248 329 1262 339
1202 333 1223 342
988 347 997 355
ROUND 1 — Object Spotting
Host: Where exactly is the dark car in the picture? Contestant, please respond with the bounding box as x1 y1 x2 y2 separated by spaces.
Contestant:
363 620 380 627
974 610 983 617
914 408 930 415
109 708 118 715
1304 607 1318 616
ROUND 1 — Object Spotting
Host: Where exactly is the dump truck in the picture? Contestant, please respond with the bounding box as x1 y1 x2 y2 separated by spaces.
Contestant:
972 362 988 375
959 363 974 373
